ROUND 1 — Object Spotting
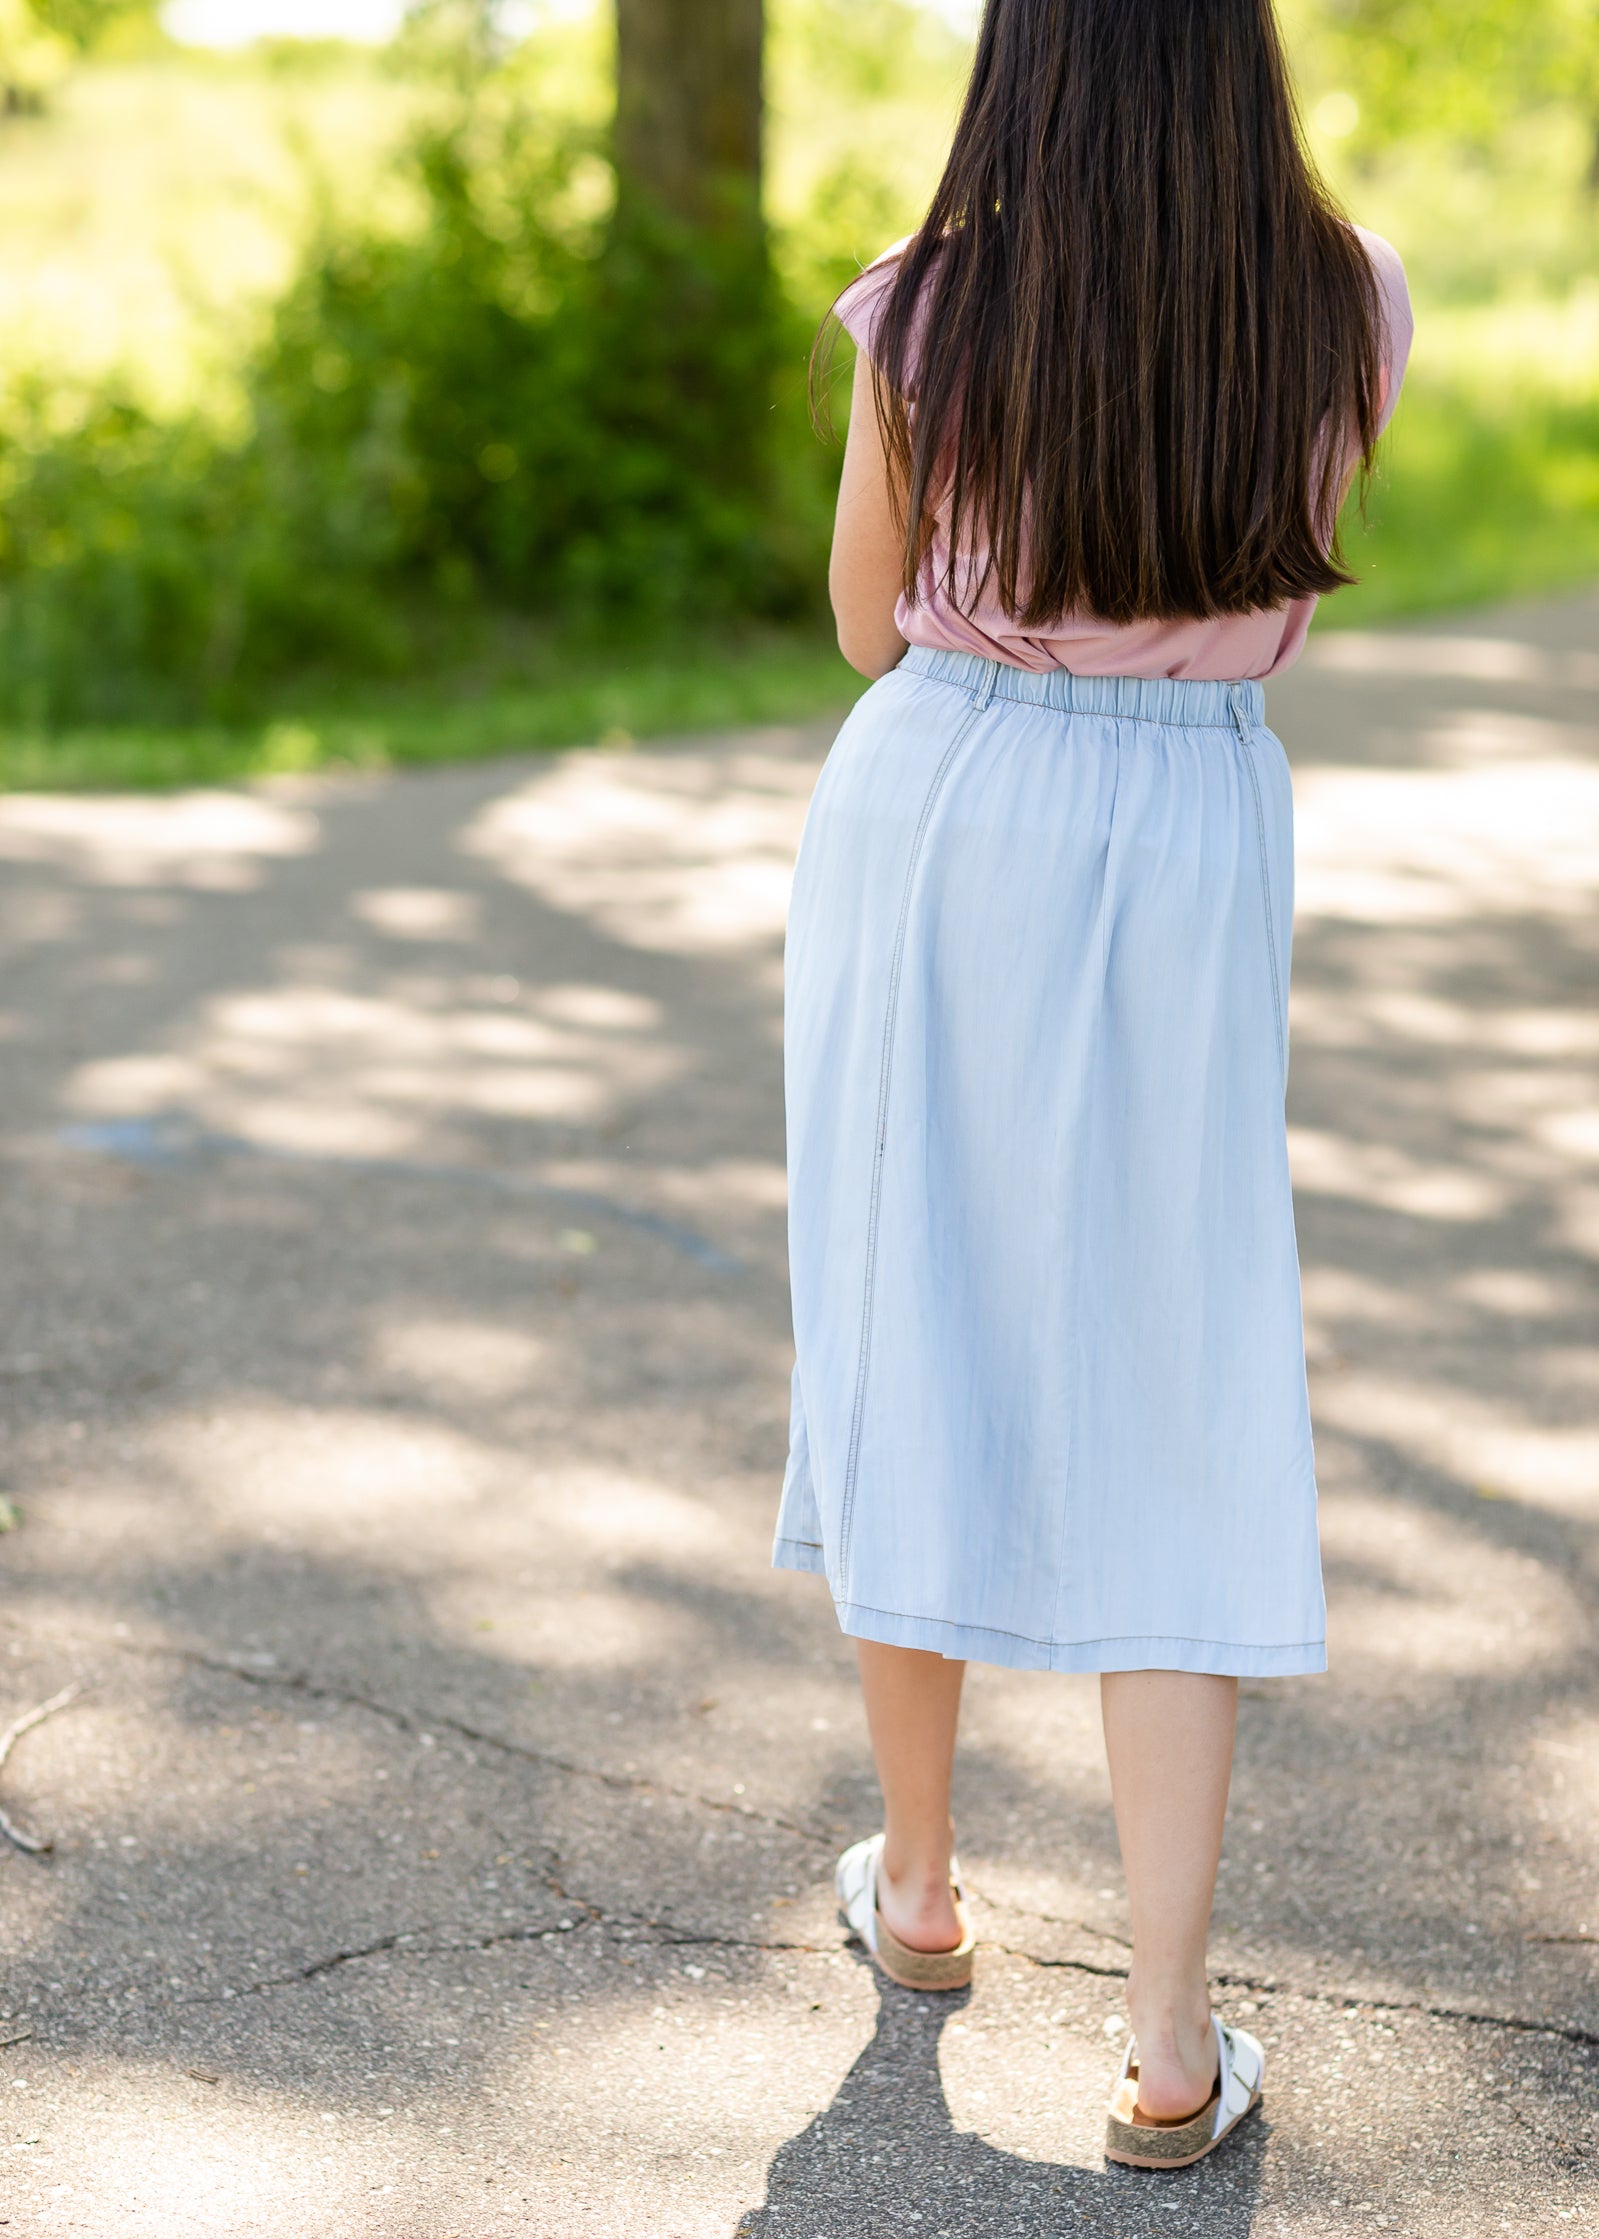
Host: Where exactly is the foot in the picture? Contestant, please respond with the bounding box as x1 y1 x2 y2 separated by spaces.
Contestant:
1127 2009 1219 2123
875 1847 964 1954
1105 2018 1262 2169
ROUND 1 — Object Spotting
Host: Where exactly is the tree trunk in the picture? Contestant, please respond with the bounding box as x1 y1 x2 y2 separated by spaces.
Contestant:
614 0 763 235
597 0 781 610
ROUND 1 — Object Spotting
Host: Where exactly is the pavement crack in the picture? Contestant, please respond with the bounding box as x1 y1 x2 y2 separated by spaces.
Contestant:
1480 2076 1593 2161
1365 1998 1599 2054
183 1926 439 2005
1001 1941 1599 2051
969 1885 1132 1951
188 1904 824 2006
141 1644 833 1851
181 1914 589 2005
532 1861 828 1959
612 1923 826 1957
96 1644 1599 2055
1215 1976 1599 2055
990 1941 1135 1985
294 1929 416 1985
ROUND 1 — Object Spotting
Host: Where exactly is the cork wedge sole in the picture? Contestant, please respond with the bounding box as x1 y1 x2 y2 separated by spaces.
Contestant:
868 1905 977 1992
834 1832 977 1992
1104 2082 1258 2170
1103 2016 1265 2171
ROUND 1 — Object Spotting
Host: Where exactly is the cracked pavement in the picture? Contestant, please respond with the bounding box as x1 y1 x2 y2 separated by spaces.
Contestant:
0 589 1596 2235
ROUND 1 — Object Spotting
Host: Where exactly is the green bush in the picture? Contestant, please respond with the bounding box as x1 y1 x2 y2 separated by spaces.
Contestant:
1331 369 1599 623
0 93 836 726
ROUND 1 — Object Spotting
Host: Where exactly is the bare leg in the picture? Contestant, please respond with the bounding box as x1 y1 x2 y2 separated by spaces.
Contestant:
1100 1671 1238 2120
856 1640 966 1952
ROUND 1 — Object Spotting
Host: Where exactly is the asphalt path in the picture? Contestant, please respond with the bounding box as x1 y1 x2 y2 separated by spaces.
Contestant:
0 588 1595 2236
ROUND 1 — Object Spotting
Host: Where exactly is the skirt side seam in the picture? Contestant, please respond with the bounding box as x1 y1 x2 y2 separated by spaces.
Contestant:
1048 718 1122 1649
837 703 984 1594
1236 718 1287 1081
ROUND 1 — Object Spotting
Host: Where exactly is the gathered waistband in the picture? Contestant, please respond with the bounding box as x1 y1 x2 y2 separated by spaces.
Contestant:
900 645 1265 731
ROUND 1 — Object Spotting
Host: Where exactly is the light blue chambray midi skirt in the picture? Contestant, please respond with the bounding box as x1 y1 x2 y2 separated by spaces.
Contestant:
773 646 1325 1677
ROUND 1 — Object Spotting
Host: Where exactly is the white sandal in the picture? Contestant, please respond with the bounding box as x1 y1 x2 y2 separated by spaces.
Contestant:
1104 2013 1264 2169
834 1832 977 1991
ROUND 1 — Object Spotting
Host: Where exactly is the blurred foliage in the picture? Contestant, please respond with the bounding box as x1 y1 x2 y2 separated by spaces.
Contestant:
0 59 835 725
0 0 71 108
0 48 420 405
0 1 1593 766
33 0 156 50
1312 0 1599 147
1337 382 1599 623
1288 0 1599 297
1334 287 1599 620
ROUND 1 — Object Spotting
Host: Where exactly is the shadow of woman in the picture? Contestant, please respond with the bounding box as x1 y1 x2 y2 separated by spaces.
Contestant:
737 1970 1267 2238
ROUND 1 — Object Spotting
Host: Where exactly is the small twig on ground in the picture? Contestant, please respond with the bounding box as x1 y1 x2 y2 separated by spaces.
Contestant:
0 1682 89 1855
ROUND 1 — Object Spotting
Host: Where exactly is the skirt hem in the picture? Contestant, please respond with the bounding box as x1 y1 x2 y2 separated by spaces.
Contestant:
772 1534 827 1577
771 1551 1325 1676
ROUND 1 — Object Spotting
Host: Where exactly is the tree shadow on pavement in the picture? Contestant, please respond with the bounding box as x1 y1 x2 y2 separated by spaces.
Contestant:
737 1974 1265 2239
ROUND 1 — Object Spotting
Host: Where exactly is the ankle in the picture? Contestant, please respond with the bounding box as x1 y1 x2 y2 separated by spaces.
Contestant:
880 1821 954 1893
875 1825 962 1953
1125 1975 1214 2064
1119 1970 1209 2041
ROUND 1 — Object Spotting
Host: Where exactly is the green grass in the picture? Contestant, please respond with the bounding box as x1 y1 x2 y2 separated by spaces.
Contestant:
0 49 417 407
0 629 864 791
1325 353 1599 628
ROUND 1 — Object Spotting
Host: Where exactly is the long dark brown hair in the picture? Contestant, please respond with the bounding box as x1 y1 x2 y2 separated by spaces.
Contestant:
841 0 1385 626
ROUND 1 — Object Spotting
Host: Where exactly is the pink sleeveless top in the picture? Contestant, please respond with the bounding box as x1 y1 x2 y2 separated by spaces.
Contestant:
836 227 1412 682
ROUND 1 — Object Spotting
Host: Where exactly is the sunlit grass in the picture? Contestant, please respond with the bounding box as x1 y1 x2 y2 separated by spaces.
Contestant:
0 630 861 791
1414 288 1599 405
1328 288 1599 626
0 11 964 409
0 51 416 408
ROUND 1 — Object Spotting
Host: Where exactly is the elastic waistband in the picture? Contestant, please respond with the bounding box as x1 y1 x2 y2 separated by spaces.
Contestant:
900 646 1264 731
